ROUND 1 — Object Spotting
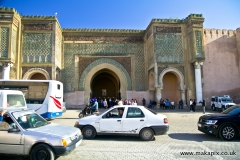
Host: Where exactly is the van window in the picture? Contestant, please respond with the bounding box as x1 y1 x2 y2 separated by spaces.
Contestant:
7 94 26 108
57 84 60 90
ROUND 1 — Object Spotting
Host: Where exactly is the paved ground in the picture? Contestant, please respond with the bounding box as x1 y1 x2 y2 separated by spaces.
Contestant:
1 108 240 160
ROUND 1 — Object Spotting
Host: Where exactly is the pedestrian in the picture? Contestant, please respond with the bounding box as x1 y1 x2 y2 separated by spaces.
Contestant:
178 99 183 109
165 99 170 110
193 99 196 112
103 98 108 109
142 98 146 106
199 100 206 114
189 99 193 112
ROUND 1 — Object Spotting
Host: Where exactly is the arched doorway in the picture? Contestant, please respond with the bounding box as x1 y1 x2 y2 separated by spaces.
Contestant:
91 69 120 99
161 72 180 104
30 73 47 80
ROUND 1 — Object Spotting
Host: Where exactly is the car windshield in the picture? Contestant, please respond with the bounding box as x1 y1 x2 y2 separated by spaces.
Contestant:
221 106 240 115
221 98 233 103
12 110 50 129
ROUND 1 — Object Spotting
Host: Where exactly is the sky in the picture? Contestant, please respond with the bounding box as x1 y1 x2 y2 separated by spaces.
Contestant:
0 0 239 30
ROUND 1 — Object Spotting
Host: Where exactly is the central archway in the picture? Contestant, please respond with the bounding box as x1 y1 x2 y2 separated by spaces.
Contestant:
91 69 119 98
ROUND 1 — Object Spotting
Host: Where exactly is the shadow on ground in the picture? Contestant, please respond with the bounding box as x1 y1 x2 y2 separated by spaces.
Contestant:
168 133 240 142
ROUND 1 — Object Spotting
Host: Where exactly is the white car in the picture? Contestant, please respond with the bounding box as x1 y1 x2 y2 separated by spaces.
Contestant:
74 105 169 141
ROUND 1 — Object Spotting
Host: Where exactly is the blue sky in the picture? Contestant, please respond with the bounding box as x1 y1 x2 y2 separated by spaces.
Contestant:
1 0 239 30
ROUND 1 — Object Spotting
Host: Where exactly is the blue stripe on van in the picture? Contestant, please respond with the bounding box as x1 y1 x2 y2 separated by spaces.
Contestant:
40 112 62 119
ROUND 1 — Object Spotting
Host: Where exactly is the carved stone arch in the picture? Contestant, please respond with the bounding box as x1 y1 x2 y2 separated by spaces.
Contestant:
159 67 184 90
79 58 132 103
79 58 132 91
22 68 50 80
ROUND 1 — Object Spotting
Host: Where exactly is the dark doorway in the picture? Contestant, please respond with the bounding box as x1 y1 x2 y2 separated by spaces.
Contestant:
91 69 119 99
30 73 46 80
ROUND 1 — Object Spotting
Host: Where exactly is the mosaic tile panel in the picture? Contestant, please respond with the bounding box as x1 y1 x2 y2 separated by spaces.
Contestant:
79 58 132 91
11 29 17 61
22 66 52 79
55 35 61 67
195 30 203 58
22 33 52 62
79 57 131 78
63 42 145 92
64 36 143 42
155 34 183 63
188 31 194 60
156 26 182 33
24 24 52 31
147 36 154 68
0 27 9 57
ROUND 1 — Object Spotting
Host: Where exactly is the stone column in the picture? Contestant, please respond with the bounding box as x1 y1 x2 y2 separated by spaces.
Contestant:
155 87 161 109
194 62 203 102
1 62 13 80
180 89 185 103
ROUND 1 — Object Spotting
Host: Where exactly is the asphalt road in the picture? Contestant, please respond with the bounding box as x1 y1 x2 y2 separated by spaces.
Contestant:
1 108 240 160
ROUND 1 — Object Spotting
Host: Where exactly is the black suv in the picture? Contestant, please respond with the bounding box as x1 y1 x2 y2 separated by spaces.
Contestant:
198 105 240 141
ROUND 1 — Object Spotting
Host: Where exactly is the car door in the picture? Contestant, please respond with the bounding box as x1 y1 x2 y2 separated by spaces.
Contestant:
0 114 24 154
122 107 146 134
99 107 125 133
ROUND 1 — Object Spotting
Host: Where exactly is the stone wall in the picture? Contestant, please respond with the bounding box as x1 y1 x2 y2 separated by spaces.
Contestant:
203 29 240 105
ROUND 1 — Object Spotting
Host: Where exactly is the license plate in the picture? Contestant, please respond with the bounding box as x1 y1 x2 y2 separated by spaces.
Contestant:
198 123 202 127
75 139 82 148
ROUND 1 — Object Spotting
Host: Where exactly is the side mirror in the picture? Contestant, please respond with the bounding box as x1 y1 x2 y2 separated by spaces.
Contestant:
8 128 20 133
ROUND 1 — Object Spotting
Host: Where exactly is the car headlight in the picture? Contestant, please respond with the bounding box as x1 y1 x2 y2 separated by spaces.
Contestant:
62 138 71 147
206 120 218 125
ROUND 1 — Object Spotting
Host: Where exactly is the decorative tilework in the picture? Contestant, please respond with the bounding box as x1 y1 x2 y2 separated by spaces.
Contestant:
63 42 145 92
188 31 194 60
155 34 183 63
11 29 17 61
64 36 143 42
156 26 181 33
147 36 154 68
22 33 52 62
22 66 52 79
195 30 203 58
55 35 61 67
79 58 132 91
0 27 9 57
24 24 52 31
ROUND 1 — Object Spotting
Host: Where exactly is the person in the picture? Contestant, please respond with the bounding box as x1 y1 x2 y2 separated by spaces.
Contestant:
0 110 7 122
199 100 206 114
152 100 156 109
142 98 146 106
165 99 170 110
148 100 153 108
160 99 165 109
178 99 183 109
103 98 108 109
193 99 196 112
189 99 193 112
116 108 124 118
90 99 99 114
134 99 137 106
118 99 123 105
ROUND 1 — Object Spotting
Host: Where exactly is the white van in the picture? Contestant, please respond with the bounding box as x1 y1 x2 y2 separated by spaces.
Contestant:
0 90 27 109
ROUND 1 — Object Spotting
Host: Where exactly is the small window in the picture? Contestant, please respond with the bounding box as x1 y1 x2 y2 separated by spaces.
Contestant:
57 84 60 90
127 107 145 118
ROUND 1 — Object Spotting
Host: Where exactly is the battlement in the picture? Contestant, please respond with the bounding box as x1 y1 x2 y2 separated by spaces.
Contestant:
204 29 236 37
21 15 56 20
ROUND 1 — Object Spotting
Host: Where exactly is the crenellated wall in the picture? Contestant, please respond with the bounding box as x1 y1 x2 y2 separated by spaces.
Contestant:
203 28 240 105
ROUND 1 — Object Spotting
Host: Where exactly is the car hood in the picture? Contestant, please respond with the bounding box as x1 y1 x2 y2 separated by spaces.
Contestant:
27 123 79 138
77 114 100 122
201 113 231 119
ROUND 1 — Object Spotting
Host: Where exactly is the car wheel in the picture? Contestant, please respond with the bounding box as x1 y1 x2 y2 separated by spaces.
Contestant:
219 124 237 141
78 112 84 118
140 128 154 141
82 126 96 139
30 144 55 160
212 105 216 111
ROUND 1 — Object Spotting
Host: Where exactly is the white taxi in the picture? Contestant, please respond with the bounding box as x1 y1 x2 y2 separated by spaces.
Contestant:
74 105 169 141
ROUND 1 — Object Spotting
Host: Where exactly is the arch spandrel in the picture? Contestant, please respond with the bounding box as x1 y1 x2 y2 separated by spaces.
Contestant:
79 58 131 91
22 68 50 80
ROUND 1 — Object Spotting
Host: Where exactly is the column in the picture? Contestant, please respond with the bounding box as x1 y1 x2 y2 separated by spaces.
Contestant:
194 62 203 102
180 89 185 103
155 87 162 109
1 62 13 80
